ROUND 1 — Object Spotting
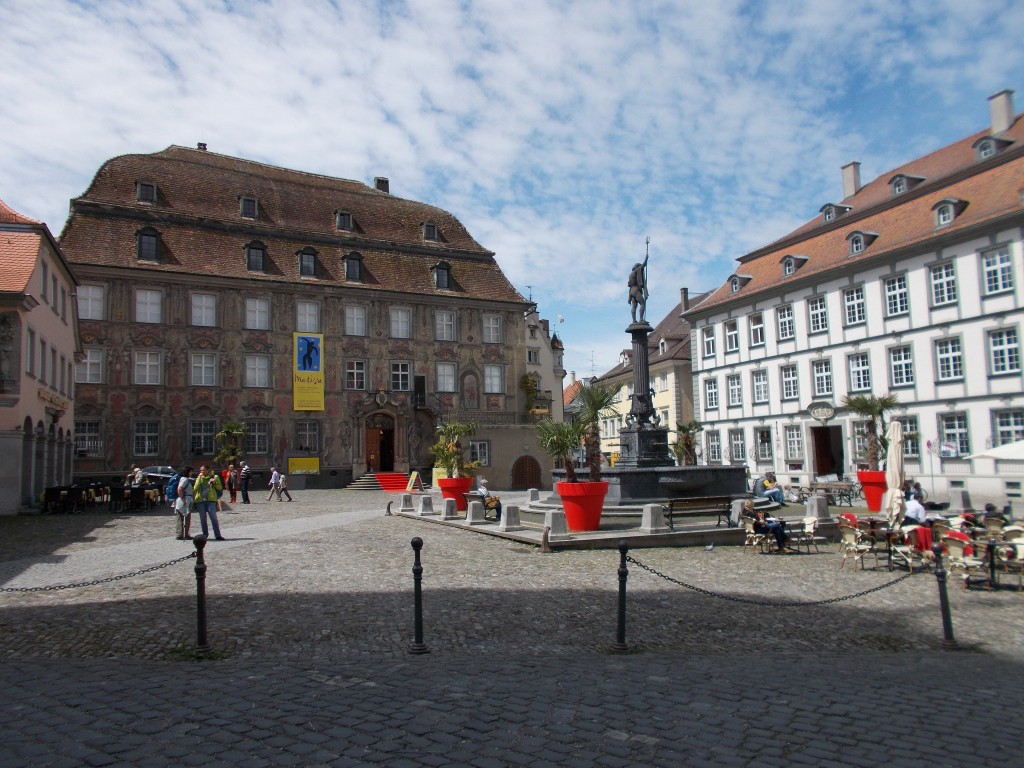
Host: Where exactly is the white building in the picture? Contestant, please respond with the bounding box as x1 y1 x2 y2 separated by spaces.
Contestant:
686 90 1024 506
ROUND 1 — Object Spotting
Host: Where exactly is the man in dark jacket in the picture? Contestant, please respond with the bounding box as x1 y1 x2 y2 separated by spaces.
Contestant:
239 461 252 504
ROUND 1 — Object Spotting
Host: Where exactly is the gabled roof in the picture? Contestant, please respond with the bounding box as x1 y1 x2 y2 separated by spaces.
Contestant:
0 197 75 294
563 378 583 408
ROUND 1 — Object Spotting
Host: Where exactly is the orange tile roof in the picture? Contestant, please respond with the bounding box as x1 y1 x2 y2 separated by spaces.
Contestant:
0 198 41 225
0 229 42 293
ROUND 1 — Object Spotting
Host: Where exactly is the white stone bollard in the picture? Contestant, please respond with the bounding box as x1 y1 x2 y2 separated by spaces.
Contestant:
639 503 670 534
528 488 540 502
806 494 830 521
544 510 569 540
416 495 436 516
398 493 416 514
441 497 459 520
465 500 488 525
947 488 972 515
730 499 746 528
497 504 523 532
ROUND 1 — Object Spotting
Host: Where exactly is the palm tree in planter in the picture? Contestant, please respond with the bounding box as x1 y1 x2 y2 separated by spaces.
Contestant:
841 393 900 511
429 420 480 511
671 419 704 466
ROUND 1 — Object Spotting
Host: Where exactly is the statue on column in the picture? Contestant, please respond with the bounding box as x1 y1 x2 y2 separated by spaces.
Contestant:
628 239 650 324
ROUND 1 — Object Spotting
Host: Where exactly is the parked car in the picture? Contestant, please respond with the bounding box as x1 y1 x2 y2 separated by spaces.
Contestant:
140 465 175 482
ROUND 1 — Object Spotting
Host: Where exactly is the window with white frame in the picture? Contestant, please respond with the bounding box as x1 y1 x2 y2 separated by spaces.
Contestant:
724 320 739 352
346 360 365 390
74 419 103 457
390 307 412 339
982 247 1013 295
74 348 103 384
135 289 162 323
702 326 716 357
528 348 540 364
704 378 719 409
133 420 160 457
134 350 162 385
843 286 866 325
752 370 769 403
77 285 105 320
884 275 908 316
755 427 773 461
935 338 963 381
889 346 915 386
469 440 490 466
978 140 995 159
854 421 868 461
895 416 919 457
436 362 457 392
190 420 217 456
191 352 217 386
435 310 456 341
391 361 411 391
245 420 270 455
245 297 270 330
727 374 742 406
482 314 502 344
245 355 269 388
706 431 722 463
729 429 746 463
345 305 367 336
936 204 954 227
812 359 833 396
994 409 1024 445
849 234 865 255
780 365 799 400
749 313 765 346
296 300 320 333
191 293 216 327
776 305 794 340
782 257 796 276
483 364 504 393
941 413 969 457
989 328 1020 373
808 296 828 333
930 263 958 306
296 421 320 452
785 425 804 459
848 353 871 392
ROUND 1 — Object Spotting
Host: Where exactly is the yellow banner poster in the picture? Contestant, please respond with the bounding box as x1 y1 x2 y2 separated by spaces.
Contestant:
288 456 320 475
292 332 324 411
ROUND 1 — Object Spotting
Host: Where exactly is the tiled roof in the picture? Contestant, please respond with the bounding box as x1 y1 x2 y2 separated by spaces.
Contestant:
563 379 583 408
0 198 41 225
693 114 1024 314
0 229 41 293
60 146 526 303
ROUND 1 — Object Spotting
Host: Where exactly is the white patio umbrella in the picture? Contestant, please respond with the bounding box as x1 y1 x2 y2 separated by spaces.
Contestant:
883 420 906 529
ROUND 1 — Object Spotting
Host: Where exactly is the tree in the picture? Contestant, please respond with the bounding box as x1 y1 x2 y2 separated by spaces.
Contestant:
841 393 901 471
535 419 587 483
671 419 704 466
574 382 618 481
214 420 247 466
428 420 480 477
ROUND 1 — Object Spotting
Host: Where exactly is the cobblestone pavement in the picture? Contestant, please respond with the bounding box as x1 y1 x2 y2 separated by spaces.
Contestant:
2 490 1022 767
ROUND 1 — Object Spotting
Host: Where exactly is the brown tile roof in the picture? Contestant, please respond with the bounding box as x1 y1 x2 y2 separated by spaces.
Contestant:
563 379 583 408
0 229 42 293
692 115 1024 314
0 198 41 225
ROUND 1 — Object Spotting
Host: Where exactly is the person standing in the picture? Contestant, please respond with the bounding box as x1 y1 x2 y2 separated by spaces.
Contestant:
226 464 239 504
193 465 225 540
239 461 251 504
267 467 281 501
175 466 194 540
278 471 293 502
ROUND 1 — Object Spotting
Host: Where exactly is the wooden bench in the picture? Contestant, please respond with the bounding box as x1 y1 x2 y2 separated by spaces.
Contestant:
662 496 734 529
463 492 500 519
805 482 855 507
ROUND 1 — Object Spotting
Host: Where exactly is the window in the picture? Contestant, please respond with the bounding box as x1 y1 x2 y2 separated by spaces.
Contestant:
422 222 438 241
191 293 216 327
75 349 103 384
38 339 46 384
895 416 919 457
989 328 1020 374
26 329 34 375
76 286 104 319
812 359 833 396
702 327 716 357
240 197 258 218
246 243 266 272
433 262 451 289
134 351 162 385
752 370 769 403
704 378 719 409
41 262 47 303
730 277 740 293
191 352 217 386
936 204 954 227
782 257 795 276
941 413 970 457
889 346 914 386
755 427 773 462
137 181 156 202
891 176 907 195
483 364 504 394
483 314 502 344
60 288 67 322
133 421 160 457
729 429 746 464
335 211 353 230
706 431 722 463
785 425 804 459
346 360 365 390
849 234 864 255
245 297 270 330
776 305 794 340
823 206 836 222
982 248 1013 295
527 348 540 364
74 420 103 457
727 374 742 406
469 440 490 467
930 263 958 306
881 275 909 316
780 365 799 400
245 420 270 455
298 248 317 277
846 353 870 392
935 338 963 381
50 275 57 308
977 140 995 160
245 355 269 388
296 421 320 452
995 410 1024 446
434 311 454 342
190 420 217 456
137 228 159 261
391 361 411 391
724 320 739 352
804 296 827 334
345 253 362 281
390 307 412 339
50 348 57 390
296 300 320 333
749 313 765 347
437 362 456 392
132 288 160 324
345 305 367 336
843 286 866 325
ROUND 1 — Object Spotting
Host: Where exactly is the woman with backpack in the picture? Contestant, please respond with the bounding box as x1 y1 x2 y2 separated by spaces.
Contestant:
193 465 225 540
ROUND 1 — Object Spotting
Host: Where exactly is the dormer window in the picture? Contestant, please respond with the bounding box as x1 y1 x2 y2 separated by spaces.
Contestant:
780 255 808 277
136 182 157 203
240 197 258 219
345 252 363 281
932 198 966 228
730 277 740 293
850 234 865 254
422 222 438 241
846 231 878 256
978 139 995 159
298 247 318 277
245 241 267 272
335 211 353 231
136 227 160 261
432 260 452 289
819 203 852 223
889 174 925 196
658 338 667 354
823 207 836 222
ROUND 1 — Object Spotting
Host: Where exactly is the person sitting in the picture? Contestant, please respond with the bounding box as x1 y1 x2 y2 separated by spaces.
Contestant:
744 499 788 552
476 478 501 521
904 496 928 525
753 472 786 505
983 502 1009 527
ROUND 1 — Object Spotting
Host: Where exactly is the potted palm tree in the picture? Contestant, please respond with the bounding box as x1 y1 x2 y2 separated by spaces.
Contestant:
429 420 480 511
841 393 900 512
671 419 704 466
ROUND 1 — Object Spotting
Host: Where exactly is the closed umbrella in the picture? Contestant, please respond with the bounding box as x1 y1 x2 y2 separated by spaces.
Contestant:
883 420 906 530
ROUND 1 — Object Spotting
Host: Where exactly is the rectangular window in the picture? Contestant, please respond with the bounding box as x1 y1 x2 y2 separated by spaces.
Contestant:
483 364 504 394
296 421 320 452
704 378 719 409
134 350 162 385
724 320 739 352
191 293 216 327
78 285 105 320
884 275 909 316
895 416 919 458
812 359 833 396
785 425 804 460
41 262 48 303
75 349 103 384
246 246 266 272
702 326 716 357
469 440 490 467
346 360 365 390
74 420 103 458
245 420 270 455
935 338 963 381
345 305 367 336
26 329 34 375
391 361 411 391
808 296 828 333
296 300 319 333
989 328 1020 373
299 251 316 277
133 420 160 457
995 410 1024 445
245 298 270 330
50 348 57 390
483 314 502 344
241 197 258 219
776 305 794 340
191 352 217 386
729 429 746 464
748 313 765 347
39 339 46 384
436 362 457 392
527 348 541 364
889 346 915 386
135 289 162 323
61 288 66 322
780 365 799 400
930 263 958 306
435 310 456 341
390 307 412 339
50 275 58 307
843 286 866 325
727 374 742 407
752 370 769 403
706 431 722 463
190 420 217 456
982 247 1013 295
244 355 269 388
941 413 969 457
848 353 871 392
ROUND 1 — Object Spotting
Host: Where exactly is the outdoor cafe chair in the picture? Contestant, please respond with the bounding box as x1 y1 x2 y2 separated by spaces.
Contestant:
995 542 1024 591
789 516 821 554
62 486 88 514
839 523 877 570
942 535 987 589
741 516 767 553
984 516 1006 537
890 525 927 573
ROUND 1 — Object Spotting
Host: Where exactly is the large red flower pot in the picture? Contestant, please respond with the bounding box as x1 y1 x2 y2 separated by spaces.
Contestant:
437 476 474 511
857 470 888 512
556 481 608 532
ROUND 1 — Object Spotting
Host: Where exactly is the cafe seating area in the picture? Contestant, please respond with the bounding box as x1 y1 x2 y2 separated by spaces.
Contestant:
42 481 164 514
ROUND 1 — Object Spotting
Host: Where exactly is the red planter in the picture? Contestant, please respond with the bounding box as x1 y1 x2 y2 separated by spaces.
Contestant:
437 476 474 511
556 481 608 532
857 470 888 512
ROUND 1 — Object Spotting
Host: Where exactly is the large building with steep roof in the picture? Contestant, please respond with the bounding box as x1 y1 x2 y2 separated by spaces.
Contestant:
0 198 80 512
60 144 560 488
686 90 1024 505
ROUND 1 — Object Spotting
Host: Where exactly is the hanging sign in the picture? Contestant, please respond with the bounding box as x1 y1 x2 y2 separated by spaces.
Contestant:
292 333 324 411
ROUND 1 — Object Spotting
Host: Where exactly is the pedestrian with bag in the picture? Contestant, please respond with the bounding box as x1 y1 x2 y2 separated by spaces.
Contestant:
194 465 225 540
239 461 252 504
226 464 239 504
175 466 194 541
278 471 293 502
267 467 281 501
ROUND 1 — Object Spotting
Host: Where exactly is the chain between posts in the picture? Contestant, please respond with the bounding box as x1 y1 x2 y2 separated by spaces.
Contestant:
626 554 912 607
1 552 197 593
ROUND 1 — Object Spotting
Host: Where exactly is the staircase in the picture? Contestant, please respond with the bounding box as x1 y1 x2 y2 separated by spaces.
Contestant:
346 472 410 492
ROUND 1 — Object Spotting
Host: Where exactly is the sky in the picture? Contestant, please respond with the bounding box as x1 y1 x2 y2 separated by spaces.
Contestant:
2 0 1023 383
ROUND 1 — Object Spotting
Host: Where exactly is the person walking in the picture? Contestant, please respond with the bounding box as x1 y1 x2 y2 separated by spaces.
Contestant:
267 467 281 501
278 471 293 502
193 465 225 540
226 464 239 504
239 461 251 504
175 466 194 541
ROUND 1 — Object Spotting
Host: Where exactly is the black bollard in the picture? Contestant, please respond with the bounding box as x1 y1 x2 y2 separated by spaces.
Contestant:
409 537 429 655
610 540 629 652
988 537 998 589
193 534 209 652
931 542 958 650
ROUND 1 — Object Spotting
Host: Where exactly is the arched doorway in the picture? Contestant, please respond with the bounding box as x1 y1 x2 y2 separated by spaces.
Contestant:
365 413 395 472
511 455 543 490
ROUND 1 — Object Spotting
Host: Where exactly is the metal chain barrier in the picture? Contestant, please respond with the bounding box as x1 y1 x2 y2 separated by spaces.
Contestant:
626 554 912 607
1 552 197 593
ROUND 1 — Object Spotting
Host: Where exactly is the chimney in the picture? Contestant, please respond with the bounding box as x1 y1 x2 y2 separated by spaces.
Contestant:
989 89 1015 134
197 142 207 151
680 287 689 311
374 177 390 194
568 371 576 386
841 161 861 199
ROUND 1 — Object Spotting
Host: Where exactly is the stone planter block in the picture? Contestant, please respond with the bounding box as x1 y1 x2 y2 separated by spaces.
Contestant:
416 496 436 516
806 495 830 520
465 500 488 525
441 497 459 520
544 510 569 540
497 504 523 532
399 493 415 514
639 503 670 534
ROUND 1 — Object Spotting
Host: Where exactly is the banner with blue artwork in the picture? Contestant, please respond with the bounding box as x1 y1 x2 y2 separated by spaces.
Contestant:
293 332 324 410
